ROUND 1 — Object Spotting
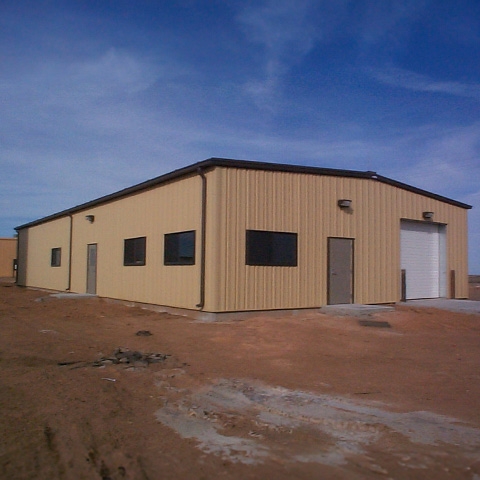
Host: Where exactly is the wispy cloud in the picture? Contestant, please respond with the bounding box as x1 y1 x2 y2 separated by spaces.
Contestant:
236 0 323 109
370 66 480 101
0 48 207 226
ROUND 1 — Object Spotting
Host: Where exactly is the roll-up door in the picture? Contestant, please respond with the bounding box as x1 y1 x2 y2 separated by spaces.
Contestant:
400 221 446 300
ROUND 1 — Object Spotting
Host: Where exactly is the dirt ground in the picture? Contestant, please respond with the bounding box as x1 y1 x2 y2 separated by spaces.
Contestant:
1 281 480 480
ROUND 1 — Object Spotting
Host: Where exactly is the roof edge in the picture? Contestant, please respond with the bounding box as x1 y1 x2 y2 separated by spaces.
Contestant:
15 158 472 230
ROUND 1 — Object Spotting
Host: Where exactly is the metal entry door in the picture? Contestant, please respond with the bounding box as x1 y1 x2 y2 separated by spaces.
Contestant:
86 244 97 295
328 238 353 305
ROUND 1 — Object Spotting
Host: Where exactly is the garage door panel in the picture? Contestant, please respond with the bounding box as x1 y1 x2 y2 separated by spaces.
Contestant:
401 221 445 300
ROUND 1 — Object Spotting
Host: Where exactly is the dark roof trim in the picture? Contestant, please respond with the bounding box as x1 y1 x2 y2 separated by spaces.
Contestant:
372 173 471 209
15 157 472 230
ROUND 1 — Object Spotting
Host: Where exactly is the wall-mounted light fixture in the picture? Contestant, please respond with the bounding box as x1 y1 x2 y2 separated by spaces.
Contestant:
85 215 95 223
338 199 352 209
423 211 434 220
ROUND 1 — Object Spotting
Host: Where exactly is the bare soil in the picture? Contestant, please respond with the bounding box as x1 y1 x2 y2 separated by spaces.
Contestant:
1 282 480 479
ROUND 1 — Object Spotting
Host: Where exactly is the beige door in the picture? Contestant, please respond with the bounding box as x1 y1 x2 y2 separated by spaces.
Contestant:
328 237 353 305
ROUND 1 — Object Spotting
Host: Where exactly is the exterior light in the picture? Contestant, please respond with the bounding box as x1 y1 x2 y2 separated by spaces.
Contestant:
338 199 352 209
85 215 95 223
423 211 434 220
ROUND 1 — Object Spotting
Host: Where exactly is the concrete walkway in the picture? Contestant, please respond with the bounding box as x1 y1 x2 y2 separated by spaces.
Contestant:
404 299 480 314
50 293 97 299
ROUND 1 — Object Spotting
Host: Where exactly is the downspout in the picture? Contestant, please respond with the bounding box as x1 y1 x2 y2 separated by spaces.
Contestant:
196 167 207 309
67 214 73 291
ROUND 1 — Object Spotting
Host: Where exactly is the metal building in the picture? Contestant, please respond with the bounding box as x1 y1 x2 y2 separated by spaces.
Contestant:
0 238 17 278
15 158 471 316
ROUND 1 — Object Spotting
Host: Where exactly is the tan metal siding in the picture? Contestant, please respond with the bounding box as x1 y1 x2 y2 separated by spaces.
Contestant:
25 217 71 291
213 167 468 312
0 238 17 277
70 173 204 309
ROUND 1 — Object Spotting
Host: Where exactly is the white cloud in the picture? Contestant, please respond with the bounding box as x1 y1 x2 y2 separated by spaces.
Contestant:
371 66 480 101
383 123 480 195
236 0 322 108
0 49 209 227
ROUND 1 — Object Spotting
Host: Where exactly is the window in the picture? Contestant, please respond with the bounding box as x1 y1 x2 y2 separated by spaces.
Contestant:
246 230 297 266
124 237 146 266
164 231 195 265
51 247 61 267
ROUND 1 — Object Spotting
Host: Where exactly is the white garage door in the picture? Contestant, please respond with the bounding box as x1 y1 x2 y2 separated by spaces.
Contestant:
400 221 446 299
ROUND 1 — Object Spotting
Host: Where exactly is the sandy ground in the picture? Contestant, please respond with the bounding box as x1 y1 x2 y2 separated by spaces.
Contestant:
1 281 480 479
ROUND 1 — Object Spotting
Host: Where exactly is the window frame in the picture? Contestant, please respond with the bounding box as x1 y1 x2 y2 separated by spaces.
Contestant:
164 230 196 266
123 236 146 266
51 247 61 267
246 230 298 267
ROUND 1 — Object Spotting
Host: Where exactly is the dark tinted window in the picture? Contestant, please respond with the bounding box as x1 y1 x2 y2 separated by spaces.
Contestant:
124 237 146 266
246 230 297 266
51 247 61 267
164 231 195 265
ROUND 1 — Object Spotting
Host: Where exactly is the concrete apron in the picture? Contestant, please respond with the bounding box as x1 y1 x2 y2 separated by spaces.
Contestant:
320 304 394 317
403 299 480 314
50 293 97 299
103 299 394 321
34 288 480 319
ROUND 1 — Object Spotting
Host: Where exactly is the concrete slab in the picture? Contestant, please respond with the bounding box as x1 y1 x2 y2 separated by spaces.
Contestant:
320 304 394 317
50 293 97 299
404 299 480 314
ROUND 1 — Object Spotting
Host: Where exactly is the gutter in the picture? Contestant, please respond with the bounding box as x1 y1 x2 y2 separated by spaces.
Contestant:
196 167 207 309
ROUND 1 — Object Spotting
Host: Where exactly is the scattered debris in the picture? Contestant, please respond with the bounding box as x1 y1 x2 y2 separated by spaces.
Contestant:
135 330 152 336
101 377 116 382
94 347 170 367
58 347 170 370
358 320 391 328
39 329 58 334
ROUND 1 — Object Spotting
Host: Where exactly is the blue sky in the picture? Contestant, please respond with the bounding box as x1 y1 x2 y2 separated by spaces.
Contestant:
1 0 479 272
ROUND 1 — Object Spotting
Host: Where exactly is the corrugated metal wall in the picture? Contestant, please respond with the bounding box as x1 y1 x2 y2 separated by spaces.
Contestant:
0 238 17 277
211 167 468 312
69 173 204 309
25 217 71 291
19 165 469 312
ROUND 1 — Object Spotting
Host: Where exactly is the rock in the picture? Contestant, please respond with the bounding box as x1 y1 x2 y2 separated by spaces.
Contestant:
147 353 168 363
136 330 152 336
130 351 143 361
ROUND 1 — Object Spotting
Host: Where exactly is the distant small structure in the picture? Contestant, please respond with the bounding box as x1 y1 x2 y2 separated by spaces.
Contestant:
0 238 17 278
